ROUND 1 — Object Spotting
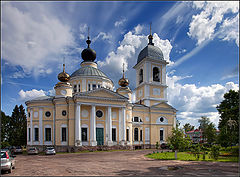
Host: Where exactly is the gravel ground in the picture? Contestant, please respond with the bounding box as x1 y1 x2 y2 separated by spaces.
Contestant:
1 149 239 176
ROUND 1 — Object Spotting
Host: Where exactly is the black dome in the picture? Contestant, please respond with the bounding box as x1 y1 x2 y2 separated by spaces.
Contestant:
81 47 96 62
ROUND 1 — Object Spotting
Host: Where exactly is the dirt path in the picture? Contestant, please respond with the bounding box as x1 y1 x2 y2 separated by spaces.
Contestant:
2 149 239 176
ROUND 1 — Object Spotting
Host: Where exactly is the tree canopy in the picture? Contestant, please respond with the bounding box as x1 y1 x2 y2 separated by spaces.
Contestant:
1 105 27 147
183 123 194 133
217 89 239 146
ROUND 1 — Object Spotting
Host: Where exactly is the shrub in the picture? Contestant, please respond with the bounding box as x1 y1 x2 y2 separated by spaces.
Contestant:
209 145 220 160
156 142 159 149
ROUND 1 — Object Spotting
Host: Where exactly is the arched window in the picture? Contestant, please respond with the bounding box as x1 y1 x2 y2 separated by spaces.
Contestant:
153 67 160 82
139 69 143 84
134 128 138 141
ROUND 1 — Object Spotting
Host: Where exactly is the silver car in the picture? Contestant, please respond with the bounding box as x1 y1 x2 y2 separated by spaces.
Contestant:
1 149 16 174
27 147 39 155
45 147 56 155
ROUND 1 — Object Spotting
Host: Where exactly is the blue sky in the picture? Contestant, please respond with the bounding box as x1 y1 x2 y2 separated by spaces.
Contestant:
1 1 239 128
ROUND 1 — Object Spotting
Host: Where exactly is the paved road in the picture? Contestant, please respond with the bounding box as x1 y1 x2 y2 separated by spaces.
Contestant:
2 149 239 176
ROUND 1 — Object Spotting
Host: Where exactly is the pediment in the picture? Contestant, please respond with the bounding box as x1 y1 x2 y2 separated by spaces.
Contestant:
75 88 128 100
151 101 177 111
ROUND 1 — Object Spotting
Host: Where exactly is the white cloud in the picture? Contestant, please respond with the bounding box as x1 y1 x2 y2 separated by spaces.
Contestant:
114 18 127 27
133 24 143 34
2 3 75 77
218 14 239 47
19 89 46 101
92 32 112 43
188 1 239 46
167 73 239 127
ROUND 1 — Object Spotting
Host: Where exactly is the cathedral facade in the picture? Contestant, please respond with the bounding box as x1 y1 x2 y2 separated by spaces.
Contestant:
26 31 177 152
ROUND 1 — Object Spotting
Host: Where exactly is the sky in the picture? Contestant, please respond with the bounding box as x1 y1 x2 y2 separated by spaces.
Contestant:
1 1 239 129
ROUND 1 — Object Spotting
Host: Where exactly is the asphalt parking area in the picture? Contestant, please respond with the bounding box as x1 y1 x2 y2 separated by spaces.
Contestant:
2 149 239 176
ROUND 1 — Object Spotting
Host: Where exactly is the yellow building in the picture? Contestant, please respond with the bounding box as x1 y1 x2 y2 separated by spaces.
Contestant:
25 32 177 152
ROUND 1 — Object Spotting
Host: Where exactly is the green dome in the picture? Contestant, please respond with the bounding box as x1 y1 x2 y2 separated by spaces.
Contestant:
70 66 110 80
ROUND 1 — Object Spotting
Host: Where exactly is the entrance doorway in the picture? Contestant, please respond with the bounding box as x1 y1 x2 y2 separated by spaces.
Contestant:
96 128 104 145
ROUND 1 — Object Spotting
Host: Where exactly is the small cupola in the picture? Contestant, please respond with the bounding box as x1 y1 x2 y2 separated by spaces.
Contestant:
81 28 96 62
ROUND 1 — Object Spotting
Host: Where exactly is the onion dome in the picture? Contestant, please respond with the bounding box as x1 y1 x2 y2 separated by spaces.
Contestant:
81 35 96 62
118 63 129 87
137 24 164 64
58 64 70 82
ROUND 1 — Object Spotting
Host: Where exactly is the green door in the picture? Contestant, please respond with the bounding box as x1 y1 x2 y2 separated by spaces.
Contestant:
96 128 104 145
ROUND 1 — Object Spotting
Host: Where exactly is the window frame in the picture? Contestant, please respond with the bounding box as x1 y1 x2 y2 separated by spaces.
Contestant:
61 127 67 142
134 128 138 141
112 128 116 142
81 127 88 142
34 127 39 141
45 128 51 142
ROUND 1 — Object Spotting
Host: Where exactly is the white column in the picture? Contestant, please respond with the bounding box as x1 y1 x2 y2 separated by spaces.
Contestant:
107 107 113 146
39 108 43 145
90 105 97 146
105 109 109 142
75 103 82 146
90 84 93 91
119 108 122 142
30 109 33 145
122 107 126 141
120 107 126 145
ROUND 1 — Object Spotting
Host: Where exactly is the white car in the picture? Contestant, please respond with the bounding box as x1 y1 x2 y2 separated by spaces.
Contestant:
45 147 56 155
1 149 16 174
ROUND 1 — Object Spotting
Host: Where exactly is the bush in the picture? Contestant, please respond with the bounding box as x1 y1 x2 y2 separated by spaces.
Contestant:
156 142 159 149
209 145 220 160
1 142 10 149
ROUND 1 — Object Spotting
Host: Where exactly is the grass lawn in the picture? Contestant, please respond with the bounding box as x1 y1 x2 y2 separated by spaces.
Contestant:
146 151 239 162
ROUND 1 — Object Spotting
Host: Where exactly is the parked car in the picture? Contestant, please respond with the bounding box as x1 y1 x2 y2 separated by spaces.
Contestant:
27 147 39 155
1 149 16 174
45 147 56 155
160 143 170 149
15 146 23 154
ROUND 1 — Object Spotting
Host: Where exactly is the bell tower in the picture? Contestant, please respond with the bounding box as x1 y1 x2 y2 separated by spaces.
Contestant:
133 24 168 106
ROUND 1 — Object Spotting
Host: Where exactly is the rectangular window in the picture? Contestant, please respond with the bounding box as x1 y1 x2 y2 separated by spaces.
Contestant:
82 128 88 141
62 127 67 142
92 84 96 90
34 128 39 141
112 128 116 141
28 128 31 141
88 84 91 91
134 117 139 122
140 130 143 141
73 85 77 93
134 128 138 141
45 128 51 141
78 84 81 92
160 130 164 141
126 129 129 141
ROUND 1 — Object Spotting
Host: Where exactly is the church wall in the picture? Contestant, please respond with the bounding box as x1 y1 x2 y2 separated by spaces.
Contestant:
149 85 164 99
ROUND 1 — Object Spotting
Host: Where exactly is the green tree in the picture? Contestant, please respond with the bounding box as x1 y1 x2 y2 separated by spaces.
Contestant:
183 123 194 133
217 90 239 146
1 111 11 147
8 105 27 146
205 122 216 144
198 116 210 142
167 127 191 160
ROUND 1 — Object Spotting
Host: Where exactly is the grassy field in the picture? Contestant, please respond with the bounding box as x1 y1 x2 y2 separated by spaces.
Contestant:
146 151 239 162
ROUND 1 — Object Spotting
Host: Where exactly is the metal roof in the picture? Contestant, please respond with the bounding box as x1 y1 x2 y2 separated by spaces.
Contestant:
70 66 110 79
137 44 164 64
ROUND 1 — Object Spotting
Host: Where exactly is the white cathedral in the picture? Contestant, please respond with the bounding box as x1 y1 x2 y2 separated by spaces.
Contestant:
26 29 177 152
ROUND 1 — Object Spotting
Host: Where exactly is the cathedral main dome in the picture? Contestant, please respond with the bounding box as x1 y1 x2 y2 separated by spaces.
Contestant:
70 65 109 79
